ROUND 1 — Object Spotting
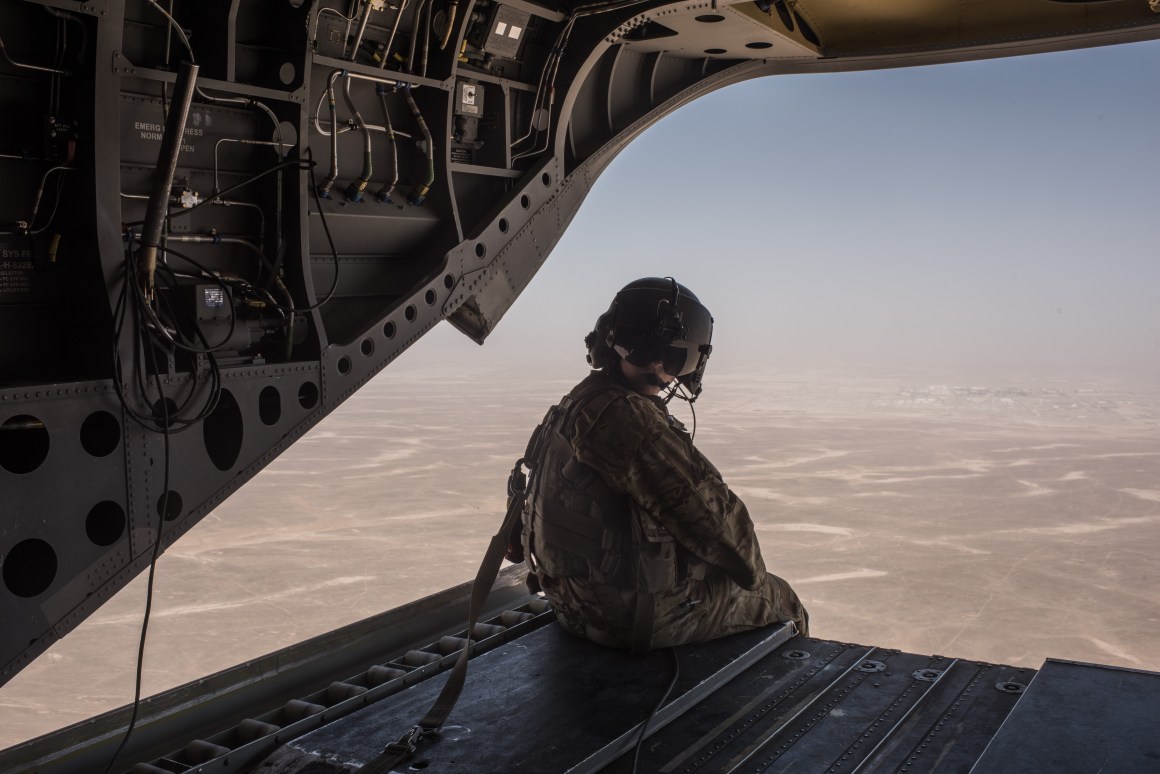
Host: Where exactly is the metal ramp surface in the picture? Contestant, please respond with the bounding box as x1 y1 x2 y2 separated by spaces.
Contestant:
258 622 1035 773
970 659 1160 774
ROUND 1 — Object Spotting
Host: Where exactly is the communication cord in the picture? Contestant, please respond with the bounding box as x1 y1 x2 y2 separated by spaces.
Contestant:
631 647 680 773
103 332 174 774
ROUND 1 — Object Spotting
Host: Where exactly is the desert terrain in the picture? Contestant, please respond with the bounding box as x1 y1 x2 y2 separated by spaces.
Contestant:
1 365 1157 748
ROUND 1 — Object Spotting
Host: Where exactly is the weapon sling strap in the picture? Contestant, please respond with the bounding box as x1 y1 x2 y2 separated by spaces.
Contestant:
361 407 556 774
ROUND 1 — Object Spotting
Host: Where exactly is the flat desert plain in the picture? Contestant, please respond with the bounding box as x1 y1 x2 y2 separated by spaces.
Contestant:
1 366 1157 748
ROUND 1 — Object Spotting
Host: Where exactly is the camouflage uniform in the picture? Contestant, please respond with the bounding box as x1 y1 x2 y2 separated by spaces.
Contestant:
521 370 808 651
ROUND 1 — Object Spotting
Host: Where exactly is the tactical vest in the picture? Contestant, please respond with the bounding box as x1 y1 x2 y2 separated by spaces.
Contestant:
520 375 700 651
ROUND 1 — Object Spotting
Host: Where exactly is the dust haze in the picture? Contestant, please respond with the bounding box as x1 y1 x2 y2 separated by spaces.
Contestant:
2 361 1158 749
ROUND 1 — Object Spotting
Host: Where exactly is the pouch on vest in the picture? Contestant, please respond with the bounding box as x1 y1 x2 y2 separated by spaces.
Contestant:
525 389 632 585
632 510 680 593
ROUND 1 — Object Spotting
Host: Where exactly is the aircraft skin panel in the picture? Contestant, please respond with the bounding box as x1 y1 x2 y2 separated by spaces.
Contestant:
1 0 1160 705
802 0 1155 56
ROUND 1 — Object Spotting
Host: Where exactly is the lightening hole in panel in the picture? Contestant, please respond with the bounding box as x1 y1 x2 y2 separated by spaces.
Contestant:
475 242 486 258
277 120 298 147
541 172 551 186
80 411 120 457
159 491 184 521
298 382 320 409
405 305 417 322
361 338 374 356
204 389 243 471
259 386 281 426
498 218 509 233
443 274 454 289
384 321 397 339
695 14 725 22
0 415 49 474
705 48 726 55
425 289 436 305
86 501 126 547
337 356 352 375
2 538 57 597
746 41 773 49
520 194 530 209
151 398 179 428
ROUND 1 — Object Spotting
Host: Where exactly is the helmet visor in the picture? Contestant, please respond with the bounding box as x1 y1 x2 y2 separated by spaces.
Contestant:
620 341 696 377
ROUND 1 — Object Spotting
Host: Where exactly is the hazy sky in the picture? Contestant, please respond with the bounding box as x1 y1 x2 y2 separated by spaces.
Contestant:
407 39 1160 382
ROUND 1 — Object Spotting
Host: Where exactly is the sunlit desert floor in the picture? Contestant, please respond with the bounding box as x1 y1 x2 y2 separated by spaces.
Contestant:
2 365 1158 748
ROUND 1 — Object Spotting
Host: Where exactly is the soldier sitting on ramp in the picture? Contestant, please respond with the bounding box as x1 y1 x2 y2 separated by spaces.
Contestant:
509 277 808 652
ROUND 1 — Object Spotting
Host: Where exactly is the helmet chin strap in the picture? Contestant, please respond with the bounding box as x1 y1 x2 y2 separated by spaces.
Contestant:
655 376 681 406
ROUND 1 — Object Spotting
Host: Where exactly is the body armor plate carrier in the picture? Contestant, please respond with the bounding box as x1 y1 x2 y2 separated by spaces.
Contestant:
515 375 701 652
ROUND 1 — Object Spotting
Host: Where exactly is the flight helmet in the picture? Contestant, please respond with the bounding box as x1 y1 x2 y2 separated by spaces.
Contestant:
585 277 714 399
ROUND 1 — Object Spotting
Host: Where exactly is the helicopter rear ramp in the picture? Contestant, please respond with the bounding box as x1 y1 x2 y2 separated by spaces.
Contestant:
4 567 1159 773
260 622 1040 773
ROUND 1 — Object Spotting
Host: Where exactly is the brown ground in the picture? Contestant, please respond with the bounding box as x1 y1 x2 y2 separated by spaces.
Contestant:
1 366 1157 749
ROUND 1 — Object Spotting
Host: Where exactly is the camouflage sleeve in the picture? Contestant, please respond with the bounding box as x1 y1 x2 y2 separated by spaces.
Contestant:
572 391 767 590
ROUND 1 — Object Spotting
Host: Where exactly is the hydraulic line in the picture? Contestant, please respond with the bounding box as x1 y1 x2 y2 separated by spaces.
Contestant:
163 234 275 284
193 91 286 278
403 86 434 205
213 138 287 193
315 69 406 198
139 61 198 302
406 0 430 74
374 86 400 202
350 0 374 61
342 75 374 201
23 165 72 234
347 70 405 89
41 6 88 64
420 0 433 76
311 6 358 51
312 88 402 136
318 69 344 198
379 0 410 69
311 68 422 204
0 32 69 74
512 0 654 160
144 0 292 292
143 0 193 59
439 0 459 50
